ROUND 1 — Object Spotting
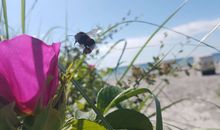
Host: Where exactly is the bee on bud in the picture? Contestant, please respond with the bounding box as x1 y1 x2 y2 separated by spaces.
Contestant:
74 32 96 54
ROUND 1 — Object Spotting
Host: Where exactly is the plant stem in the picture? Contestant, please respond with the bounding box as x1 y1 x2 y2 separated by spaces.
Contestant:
2 0 9 39
118 0 189 82
58 63 114 130
21 0 26 33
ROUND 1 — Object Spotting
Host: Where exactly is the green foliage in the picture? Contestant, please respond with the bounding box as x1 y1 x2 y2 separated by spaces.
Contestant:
118 0 189 81
100 87 163 130
74 109 96 121
71 119 106 130
103 88 151 113
29 108 63 130
0 103 19 130
105 109 153 130
95 85 163 130
59 63 114 130
1 0 211 130
96 86 123 113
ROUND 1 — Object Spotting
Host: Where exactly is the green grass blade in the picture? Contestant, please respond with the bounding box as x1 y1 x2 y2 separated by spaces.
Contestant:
101 20 220 52
154 94 163 130
195 98 220 110
2 0 9 39
118 0 189 81
58 63 114 130
0 5 2 24
148 98 188 118
114 39 127 80
103 88 146 113
134 47 176 111
133 46 175 88
21 0 26 34
103 87 163 130
26 0 38 18
42 26 63 40
102 20 220 52
72 55 86 73
187 21 220 56
64 0 68 45
96 39 125 65
163 122 184 130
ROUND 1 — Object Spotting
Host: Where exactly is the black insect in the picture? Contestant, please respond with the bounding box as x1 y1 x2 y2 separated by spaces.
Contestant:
74 32 96 54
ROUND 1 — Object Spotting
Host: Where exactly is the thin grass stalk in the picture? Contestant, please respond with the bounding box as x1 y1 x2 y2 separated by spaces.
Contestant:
137 81 164 111
133 45 175 88
42 26 63 40
64 0 68 46
26 0 38 18
187 21 220 56
162 122 185 130
135 47 175 112
37 22 42 37
132 57 164 88
1 0 9 39
102 87 163 130
65 55 87 80
0 5 2 24
21 0 26 33
100 20 220 52
148 98 189 118
58 62 114 130
163 118 199 128
195 98 220 110
114 39 127 81
145 83 170 110
72 55 86 73
118 0 189 82
96 39 125 66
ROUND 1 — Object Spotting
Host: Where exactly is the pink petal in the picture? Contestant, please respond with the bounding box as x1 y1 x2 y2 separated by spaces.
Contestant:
0 34 60 114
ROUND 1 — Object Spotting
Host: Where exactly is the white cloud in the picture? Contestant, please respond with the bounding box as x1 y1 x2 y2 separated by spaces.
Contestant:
172 19 220 35
99 18 220 51
94 19 220 68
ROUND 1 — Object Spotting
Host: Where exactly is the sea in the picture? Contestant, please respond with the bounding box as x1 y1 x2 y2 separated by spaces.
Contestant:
110 52 220 77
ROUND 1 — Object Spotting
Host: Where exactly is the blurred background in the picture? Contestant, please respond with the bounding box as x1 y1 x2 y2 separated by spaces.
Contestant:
1 0 220 129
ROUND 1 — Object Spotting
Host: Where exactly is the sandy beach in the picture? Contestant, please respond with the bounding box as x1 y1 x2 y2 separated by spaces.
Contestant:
107 68 220 130
146 69 220 130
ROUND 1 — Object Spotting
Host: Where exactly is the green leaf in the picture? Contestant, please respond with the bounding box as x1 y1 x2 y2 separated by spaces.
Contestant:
71 119 106 130
0 103 19 130
59 63 113 130
103 88 148 113
103 87 163 130
96 86 122 113
105 109 153 130
30 108 62 130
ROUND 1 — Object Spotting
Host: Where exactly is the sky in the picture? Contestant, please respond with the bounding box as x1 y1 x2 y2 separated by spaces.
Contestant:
2 0 220 68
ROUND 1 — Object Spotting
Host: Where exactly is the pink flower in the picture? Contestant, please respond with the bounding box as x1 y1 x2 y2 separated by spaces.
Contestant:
88 64 95 70
0 34 60 114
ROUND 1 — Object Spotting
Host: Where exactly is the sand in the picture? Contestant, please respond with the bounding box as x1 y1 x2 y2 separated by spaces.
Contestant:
148 69 220 130
107 69 220 130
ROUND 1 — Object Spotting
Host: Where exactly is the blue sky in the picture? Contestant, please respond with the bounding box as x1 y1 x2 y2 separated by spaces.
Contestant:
3 0 220 68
